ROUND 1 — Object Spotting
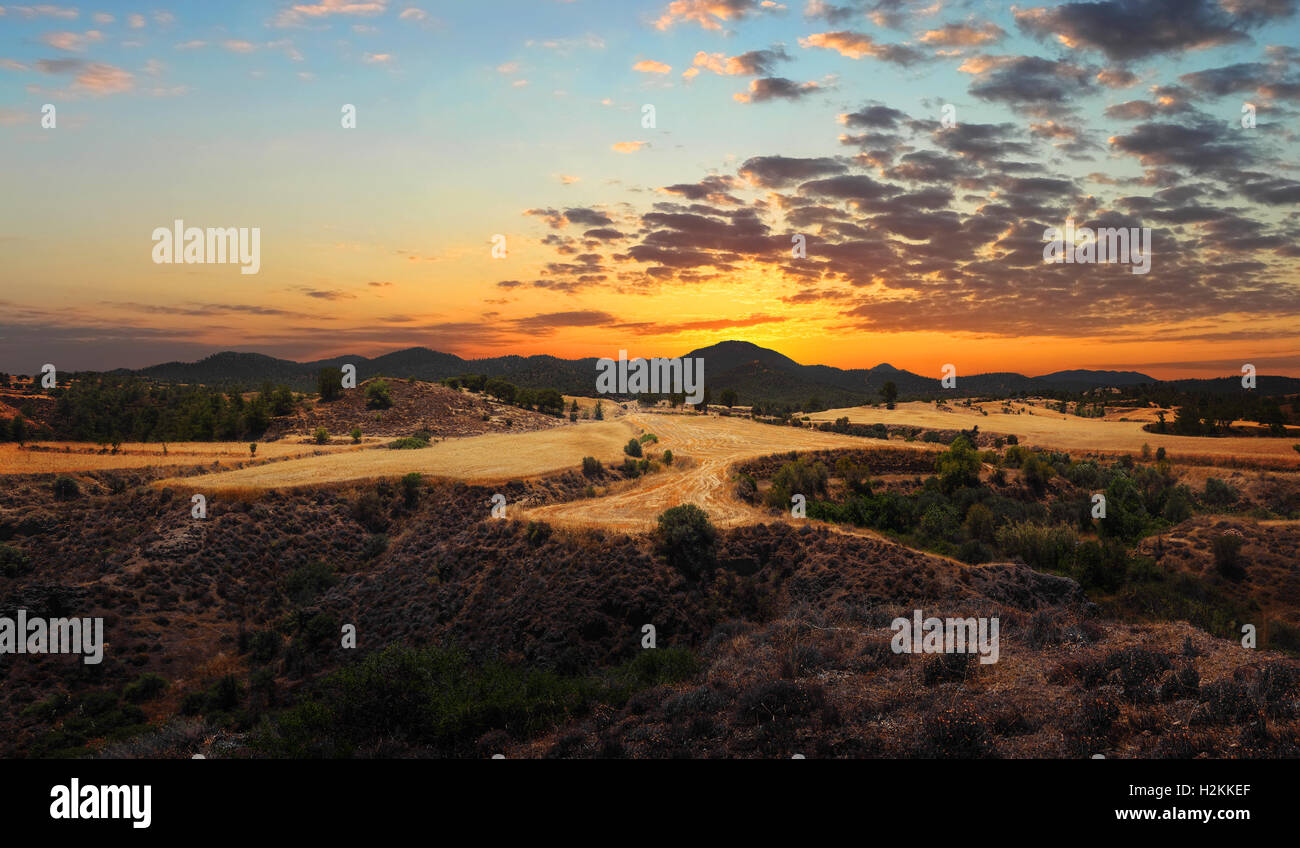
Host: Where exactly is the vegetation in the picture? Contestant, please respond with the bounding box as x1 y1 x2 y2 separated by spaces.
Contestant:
653 504 717 579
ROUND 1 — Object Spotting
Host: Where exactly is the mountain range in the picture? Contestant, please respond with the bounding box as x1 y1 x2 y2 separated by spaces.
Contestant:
110 340 1300 406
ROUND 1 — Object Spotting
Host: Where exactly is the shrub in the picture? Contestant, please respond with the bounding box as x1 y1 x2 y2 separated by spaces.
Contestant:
352 492 389 533
995 522 1077 571
284 561 340 605
0 544 31 578
1204 477 1238 507
313 427 330 445
624 438 643 458
766 458 829 508
401 472 422 507
662 449 673 466
525 520 552 547
1211 533 1245 580
52 475 80 500
350 427 362 444
653 504 717 579
124 673 169 704
387 436 429 450
581 456 603 477
318 367 343 402
362 534 389 559
365 379 394 410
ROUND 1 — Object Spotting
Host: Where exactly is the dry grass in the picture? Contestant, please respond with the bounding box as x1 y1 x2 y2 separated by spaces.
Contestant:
156 419 640 491
811 401 1300 461
0 440 376 474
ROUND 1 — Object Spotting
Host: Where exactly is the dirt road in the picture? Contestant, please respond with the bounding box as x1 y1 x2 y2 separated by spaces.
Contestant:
523 412 923 532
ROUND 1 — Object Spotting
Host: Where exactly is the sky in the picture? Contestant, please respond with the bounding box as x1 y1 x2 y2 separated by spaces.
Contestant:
1 0 1298 379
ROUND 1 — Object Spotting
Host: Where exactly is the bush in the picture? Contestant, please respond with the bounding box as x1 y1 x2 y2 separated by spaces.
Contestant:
52 475 80 500
995 521 1077 571
662 449 673 465
525 520 552 547
1211 533 1245 580
365 380 394 410
653 504 717 579
387 436 429 450
624 438 643 458
353 492 389 533
1204 477 1238 508
0 543 31 578
401 472 422 507
284 561 340 605
765 458 829 508
937 436 981 492
124 673 169 704
362 534 389 559
313 427 330 445
581 456 603 477
350 427 362 444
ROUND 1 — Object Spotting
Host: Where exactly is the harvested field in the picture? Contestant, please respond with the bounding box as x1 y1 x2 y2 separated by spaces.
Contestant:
523 413 934 532
158 419 640 491
811 402 1300 463
0 440 374 474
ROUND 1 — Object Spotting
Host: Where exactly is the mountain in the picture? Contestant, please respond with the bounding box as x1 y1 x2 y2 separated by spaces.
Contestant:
106 341 1296 406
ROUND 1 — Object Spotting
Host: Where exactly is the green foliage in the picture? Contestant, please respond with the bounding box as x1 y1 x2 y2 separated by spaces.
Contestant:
995 521 1078 571
318 368 344 402
350 427 363 444
387 436 429 450
52 475 80 500
0 544 32 578
936 436 980 493
525 520 552 547
313 427 330 445
654 504 718 579
1100 473 1149 542
123 673 169 704
765 457 829 507
624 438 643 458
365 379 394 410
581 456 603 477
662 449 673 466
401 472 422 507
1203 477 1238 508
284 561 340 605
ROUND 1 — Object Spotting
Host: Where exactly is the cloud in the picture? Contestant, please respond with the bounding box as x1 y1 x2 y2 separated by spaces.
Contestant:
40 30 104 52
612 140 647 153
633 59 672 74
733 76 822 102
31 58 134 95
1014 0 1280 61
654 0 769 30
274 0 389 27
799 31 926 65
918 22 1005 47
689 46 790 76
739 155 846 187
363 52 393 64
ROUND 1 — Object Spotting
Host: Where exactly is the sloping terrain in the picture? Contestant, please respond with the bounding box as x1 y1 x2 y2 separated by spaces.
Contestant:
261 379 564 440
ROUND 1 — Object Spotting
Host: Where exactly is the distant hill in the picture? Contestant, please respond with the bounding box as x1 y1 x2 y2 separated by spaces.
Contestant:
107 341 1299 407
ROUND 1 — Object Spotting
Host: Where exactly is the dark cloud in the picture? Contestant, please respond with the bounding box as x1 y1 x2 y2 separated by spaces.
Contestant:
739 155 847 187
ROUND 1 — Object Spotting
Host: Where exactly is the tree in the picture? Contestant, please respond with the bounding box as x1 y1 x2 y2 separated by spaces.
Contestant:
719 388 738 408
318 367 344 402
314 427 330 445
594 401 604 420
249 443 257 457
880 381 898 410
936 435 980 493
624 438 643 458
654 504 717 579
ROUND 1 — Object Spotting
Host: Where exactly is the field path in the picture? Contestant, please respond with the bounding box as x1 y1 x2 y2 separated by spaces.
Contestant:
523 413 925 532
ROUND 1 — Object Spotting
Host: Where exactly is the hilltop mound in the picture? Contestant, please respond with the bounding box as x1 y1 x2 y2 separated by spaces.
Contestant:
262 379 566 440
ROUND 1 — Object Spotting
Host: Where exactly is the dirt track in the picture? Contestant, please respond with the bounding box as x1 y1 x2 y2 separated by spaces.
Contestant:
523 412 925 532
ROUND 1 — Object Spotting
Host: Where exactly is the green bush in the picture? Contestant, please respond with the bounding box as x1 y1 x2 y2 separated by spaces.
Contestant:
1204 478 1238 508
123 673 169 704
1211 534 1245 580
662 449 673 465
654 504 717 579
285 561 340 605
350 427 362 444
765 458 829 508
365 380 394 410
387 436 429 450
313 427 330 445
0 543 31 578
936 436 981 492
581 456 603 477
52 475 80 500
624 438 643 458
